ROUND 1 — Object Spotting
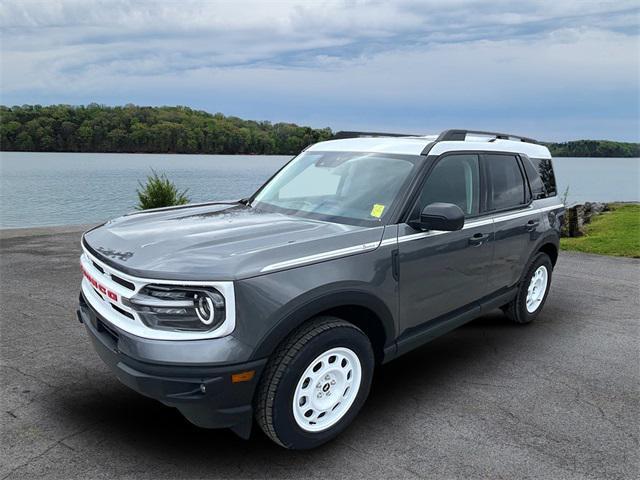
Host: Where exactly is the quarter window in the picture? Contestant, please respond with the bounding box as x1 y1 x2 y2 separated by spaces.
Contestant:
486 154 526 210
417 154 480 216
530 158 557 197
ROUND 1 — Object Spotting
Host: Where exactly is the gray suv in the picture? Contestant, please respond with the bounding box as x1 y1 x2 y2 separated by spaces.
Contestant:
77 129 564 449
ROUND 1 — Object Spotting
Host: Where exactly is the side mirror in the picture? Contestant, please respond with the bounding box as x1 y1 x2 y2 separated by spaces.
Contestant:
413 202 465 231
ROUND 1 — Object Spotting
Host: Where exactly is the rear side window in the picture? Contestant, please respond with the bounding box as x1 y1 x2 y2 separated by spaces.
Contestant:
485 154 526 210
530 158 557 197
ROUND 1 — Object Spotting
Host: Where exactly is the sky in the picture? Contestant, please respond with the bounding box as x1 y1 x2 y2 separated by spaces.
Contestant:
1 0 639 141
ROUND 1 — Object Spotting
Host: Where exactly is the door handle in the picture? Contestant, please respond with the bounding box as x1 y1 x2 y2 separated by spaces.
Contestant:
468 232 490 246
526 220 540 231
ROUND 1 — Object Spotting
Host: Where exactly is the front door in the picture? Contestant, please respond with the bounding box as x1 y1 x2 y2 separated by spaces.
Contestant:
398 153 494 335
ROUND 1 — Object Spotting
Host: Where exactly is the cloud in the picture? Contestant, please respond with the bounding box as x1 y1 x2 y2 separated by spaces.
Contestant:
1 0 638 140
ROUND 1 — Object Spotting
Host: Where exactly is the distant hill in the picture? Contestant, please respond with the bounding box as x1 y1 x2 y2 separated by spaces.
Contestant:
0 104 332 155
545 140 639 158
1 104 638 157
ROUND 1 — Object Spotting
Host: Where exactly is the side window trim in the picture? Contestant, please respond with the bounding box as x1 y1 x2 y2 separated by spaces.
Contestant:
516 155 533 204
479 153 490 215
397 149 545 225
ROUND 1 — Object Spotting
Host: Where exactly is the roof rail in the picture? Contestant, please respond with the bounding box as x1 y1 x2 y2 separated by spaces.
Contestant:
436 129 538 144
333 131 417 139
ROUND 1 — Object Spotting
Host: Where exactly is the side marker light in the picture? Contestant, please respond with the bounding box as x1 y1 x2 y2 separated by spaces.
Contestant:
231 371 255 383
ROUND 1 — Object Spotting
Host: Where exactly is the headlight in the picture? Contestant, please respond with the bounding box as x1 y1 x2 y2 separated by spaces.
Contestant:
124 285 226 332
194 292 216 325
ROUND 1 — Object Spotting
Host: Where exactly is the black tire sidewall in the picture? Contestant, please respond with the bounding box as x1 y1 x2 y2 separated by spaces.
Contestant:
270 327 374 449
516 253 553 322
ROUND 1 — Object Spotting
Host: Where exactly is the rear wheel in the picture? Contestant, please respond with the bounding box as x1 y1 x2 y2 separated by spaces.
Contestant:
255 317 374 449
503 252 553 324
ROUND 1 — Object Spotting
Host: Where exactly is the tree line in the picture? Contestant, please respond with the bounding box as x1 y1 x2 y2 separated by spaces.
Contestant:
543 140 639 158
1 104 638 157
0 104 332 155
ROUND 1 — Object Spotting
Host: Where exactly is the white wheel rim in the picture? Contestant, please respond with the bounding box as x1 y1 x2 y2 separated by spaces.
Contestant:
526 265 548 313
292 347 362 432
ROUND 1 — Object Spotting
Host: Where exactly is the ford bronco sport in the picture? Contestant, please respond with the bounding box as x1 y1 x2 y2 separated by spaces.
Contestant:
77 129 564 449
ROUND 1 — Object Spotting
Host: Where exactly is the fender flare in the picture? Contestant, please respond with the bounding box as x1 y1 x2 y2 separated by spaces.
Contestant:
532 230 560 263
250 288 396 361
514 231 560 287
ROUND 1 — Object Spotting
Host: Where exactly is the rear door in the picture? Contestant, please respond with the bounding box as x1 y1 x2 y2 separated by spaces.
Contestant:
398 153 494 334
482 153 542 291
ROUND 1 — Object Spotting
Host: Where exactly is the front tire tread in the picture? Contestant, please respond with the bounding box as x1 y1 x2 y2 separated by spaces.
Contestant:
254 316 364 448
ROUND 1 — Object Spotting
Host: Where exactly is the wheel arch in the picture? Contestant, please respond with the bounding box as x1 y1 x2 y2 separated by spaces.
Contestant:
250 290 396 365
536 239 559 266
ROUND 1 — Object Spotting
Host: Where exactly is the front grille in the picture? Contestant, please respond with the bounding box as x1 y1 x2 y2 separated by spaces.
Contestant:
83 256 136 323
111 303 134 319
111 274 135 291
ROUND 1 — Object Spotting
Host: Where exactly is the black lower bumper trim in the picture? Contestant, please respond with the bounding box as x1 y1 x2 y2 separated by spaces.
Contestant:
77 297 266 437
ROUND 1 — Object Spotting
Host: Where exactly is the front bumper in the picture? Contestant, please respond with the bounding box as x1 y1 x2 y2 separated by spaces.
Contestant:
77 293 266 438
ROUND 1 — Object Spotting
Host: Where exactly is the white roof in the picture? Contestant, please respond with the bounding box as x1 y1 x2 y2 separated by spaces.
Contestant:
307 135 551 159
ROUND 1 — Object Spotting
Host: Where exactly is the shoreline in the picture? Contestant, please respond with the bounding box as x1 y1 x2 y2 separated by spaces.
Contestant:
1 150 639 159
0 223 95 240
2 201 639 239
2 201 640 236
0 151 294 157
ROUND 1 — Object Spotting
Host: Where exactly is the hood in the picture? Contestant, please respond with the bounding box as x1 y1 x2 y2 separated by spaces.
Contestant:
83 202 384 280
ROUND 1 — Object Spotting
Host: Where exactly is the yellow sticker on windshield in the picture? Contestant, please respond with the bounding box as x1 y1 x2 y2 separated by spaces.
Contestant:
370 204 385 218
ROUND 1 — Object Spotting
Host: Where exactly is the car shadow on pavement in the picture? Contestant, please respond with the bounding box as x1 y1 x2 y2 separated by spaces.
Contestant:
56 309 520 459
367 309 518 400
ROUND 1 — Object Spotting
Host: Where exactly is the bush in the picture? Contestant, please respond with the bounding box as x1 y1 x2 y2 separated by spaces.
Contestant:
136 170 190 210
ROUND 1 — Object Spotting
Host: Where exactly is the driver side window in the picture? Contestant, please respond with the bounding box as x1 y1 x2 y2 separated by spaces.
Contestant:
416 154 480 217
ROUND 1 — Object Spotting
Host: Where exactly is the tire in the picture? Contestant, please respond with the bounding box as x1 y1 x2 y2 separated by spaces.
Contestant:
254 316 374 449
503 252 553 324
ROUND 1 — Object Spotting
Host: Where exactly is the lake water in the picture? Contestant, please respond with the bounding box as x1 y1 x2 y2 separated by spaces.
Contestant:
0 152 638 229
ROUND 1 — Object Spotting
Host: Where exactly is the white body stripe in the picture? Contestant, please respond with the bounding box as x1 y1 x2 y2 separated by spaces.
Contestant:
379 237 399 247
398 204 562 243
259 204 563 271
260 242 380 272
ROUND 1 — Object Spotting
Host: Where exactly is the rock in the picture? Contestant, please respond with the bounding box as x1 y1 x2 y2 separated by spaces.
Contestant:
562 202 609 238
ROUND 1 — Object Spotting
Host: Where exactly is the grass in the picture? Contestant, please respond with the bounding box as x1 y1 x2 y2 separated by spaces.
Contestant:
560 203 640 258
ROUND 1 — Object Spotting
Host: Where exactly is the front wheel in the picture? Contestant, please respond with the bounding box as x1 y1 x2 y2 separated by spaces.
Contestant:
254 317 374 449
503 252 553 324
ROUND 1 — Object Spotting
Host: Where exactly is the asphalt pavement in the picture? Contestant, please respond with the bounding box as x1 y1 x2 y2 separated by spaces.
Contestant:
1 226 638 479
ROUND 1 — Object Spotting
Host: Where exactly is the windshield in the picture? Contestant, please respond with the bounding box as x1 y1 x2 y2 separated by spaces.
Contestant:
252 151 420 225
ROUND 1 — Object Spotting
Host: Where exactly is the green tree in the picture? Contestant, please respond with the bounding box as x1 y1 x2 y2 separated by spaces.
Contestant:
2 104 636 157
